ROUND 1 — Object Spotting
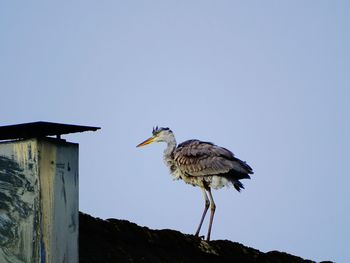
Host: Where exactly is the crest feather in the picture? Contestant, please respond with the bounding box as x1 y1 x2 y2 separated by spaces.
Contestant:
152 126 171 135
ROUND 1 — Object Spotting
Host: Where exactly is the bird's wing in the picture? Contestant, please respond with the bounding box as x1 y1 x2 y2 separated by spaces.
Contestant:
174 140 252 177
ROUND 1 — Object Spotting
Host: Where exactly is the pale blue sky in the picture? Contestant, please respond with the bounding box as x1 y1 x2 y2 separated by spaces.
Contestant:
1 1 349 262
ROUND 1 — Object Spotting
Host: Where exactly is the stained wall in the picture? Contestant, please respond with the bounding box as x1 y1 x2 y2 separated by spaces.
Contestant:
0 138 78 263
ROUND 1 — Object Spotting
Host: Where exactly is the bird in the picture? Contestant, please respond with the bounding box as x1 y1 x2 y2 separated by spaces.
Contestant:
136 126 253 241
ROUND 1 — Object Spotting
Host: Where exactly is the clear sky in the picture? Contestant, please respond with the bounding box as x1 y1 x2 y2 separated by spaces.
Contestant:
1 1 349 262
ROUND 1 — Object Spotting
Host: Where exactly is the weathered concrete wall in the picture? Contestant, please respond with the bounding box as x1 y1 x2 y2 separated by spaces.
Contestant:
0 140 40 263
39 139 79 263
0 138 78 263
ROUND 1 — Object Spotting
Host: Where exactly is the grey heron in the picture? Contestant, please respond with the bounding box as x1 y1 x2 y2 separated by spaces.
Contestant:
136 126 253 241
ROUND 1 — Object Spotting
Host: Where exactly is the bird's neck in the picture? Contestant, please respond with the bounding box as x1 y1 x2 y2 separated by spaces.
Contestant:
164 138 177 156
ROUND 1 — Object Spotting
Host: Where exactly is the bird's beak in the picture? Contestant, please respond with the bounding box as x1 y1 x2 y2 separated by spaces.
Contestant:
136 136 157 147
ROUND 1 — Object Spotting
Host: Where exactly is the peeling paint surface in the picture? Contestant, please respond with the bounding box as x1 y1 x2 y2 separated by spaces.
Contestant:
0 140 40 263
0 138 78 263
13 141 38 169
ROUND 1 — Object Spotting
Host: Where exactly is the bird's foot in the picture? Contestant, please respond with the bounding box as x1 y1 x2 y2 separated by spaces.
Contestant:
194 233 205 240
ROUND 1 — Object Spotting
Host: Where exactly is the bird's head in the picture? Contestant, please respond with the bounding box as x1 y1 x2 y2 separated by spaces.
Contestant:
136 126 174 147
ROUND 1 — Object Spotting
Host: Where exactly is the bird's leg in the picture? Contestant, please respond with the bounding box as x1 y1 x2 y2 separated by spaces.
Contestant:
195 187 210 238
206 188 216 242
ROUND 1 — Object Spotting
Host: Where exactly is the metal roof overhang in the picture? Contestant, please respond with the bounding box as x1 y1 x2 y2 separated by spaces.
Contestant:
0 121 100 141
